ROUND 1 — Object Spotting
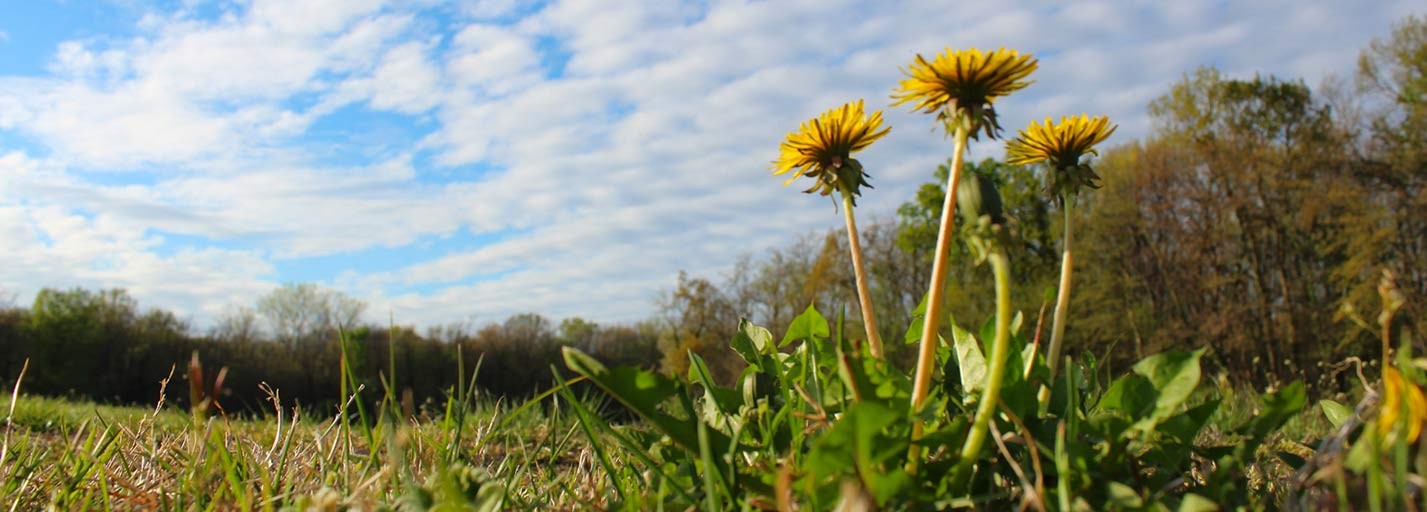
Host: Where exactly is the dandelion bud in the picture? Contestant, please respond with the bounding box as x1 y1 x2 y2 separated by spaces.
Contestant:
956 173 1005 227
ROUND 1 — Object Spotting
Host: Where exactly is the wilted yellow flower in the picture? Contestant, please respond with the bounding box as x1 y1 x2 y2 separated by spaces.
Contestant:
1379 366 1427 443
1005 114 1117 199
773 99 890 202
891 47 1037 139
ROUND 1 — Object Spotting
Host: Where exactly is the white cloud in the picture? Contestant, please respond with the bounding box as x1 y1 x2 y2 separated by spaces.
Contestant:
446 24 542 96
50 41 130 81
0 2 419 169
0 197 276 325
25 82 232 167
366 41 443 113
455 0 530 20
248 0 388 37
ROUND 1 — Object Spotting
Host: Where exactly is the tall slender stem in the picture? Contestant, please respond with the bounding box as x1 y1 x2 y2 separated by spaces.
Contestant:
907 122 970 472
953 249 1013 487
842 193 883 359
1040 197 1074 407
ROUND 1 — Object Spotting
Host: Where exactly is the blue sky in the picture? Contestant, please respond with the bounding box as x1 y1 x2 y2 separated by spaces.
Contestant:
0 0 1417 330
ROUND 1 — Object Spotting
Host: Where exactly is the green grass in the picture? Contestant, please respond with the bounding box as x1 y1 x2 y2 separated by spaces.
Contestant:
0 384 625 510
0 332 1400 511
5 394 189 432
0 364 1408 510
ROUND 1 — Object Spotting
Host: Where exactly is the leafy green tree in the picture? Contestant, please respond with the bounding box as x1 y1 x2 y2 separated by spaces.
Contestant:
1076 68 1366 384
896 157 1059 341
558 317 598 347
26 288 136 395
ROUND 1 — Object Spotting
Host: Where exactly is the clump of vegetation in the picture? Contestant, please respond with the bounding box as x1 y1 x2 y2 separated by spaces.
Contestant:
558 44 1298 509
560 16 1427 509
0 350 615 509
1289 271 1427 510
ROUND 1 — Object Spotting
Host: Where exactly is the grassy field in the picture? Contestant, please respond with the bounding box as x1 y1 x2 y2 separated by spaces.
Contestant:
0 379 626 510
0 372 1351 510
5 299 1415 511
0 306 1400 511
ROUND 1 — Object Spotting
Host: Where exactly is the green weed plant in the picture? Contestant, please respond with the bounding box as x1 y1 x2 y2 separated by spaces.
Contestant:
563 45 1314 510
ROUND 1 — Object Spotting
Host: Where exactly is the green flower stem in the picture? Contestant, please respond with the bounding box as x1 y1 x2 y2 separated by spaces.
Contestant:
1039 197 1074 408
842 193 884 359
907 121 970 472
954 248 1013 487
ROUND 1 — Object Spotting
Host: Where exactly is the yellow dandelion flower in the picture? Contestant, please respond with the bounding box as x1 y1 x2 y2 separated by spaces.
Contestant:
1379 366 1427 443
1005 114 1117 199
891 47 1037 140
773 99 890 203
1006 114 1117 168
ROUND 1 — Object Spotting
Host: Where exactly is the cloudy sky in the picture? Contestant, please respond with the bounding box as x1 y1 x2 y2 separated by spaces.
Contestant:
0 0 1416 329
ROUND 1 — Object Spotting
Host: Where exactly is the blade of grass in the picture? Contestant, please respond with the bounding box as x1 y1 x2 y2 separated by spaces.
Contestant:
698 419 723 512
0 359 29 469
553 369 628 505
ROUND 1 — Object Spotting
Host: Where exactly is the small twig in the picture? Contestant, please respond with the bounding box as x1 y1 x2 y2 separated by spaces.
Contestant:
153 364 176 416
791 384 830 433
316 385 367 445
260 382 283 453
1000 397 1047 510
1324 356 1370 390
989 420 1044 512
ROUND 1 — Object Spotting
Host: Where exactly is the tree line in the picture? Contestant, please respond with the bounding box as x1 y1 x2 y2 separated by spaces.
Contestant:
0 285 661 414
1069 18 1426 388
